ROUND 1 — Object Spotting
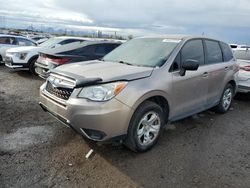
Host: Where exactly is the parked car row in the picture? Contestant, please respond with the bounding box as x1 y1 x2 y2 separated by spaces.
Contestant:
3 35 121 75
35 40 121 79
1 34 249 152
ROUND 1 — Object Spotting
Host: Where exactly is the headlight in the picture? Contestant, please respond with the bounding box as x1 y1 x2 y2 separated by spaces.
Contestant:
19 53 28 60
78 82 127 101
15 52 28 60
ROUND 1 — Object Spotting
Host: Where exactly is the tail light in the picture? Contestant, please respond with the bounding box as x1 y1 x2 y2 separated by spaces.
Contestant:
50 57 70 65
240 65 250 72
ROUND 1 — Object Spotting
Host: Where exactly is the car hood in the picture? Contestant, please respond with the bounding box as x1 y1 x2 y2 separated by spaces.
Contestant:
51 60 154 84
7 46 40 53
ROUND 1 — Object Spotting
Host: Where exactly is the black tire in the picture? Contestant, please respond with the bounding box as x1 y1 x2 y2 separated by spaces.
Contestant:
29 57 38 75
124 101 166 152
214 83 233 114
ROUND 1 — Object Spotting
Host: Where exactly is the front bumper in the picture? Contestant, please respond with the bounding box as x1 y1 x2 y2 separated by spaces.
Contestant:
39 83 133 141
4 56 28 69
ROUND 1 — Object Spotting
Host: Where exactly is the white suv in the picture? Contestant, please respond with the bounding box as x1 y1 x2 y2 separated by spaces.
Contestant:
0 34 36 63
5 36 89 74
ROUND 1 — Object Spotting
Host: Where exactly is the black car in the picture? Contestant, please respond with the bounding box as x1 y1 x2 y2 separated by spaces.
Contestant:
35 40 121 79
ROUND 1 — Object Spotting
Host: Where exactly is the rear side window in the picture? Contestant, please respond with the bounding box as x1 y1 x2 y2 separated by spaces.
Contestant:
0 37 16 45
17 38 36 46
94 44 119 56
220 42 234 62
181 39 204 65
59 39 84 45
64 45 95 56
205 40 223 64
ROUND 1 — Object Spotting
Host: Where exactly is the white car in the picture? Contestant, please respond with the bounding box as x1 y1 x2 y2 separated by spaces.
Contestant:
0 34 37 63
234 49 250 93
5 36 89 74
230 43 250 49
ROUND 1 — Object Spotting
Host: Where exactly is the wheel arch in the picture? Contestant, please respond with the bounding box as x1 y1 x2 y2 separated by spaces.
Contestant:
28 55 39 65
131 91 171 123
228 80 237 95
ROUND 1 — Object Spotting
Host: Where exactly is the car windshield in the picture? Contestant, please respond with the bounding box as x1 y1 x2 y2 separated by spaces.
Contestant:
39 37 62 48
234 50 250 61
103 38 181 67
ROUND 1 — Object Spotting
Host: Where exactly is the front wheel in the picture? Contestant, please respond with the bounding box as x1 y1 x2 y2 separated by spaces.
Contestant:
29 58 38 75
214 84 233 113
124 101 165 152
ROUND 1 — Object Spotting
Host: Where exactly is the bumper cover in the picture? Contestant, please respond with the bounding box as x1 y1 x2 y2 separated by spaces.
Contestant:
39 85 133 141
4 57 28 69
238 82 250 93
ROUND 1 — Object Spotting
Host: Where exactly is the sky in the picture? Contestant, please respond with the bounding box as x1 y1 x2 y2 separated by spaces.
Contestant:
0 0 250 43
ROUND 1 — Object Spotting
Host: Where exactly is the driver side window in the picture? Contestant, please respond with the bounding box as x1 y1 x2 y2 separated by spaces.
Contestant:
170 39 204 72
181 40 204 65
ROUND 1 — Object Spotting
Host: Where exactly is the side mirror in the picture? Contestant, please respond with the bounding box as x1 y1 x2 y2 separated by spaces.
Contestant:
180 59 199 76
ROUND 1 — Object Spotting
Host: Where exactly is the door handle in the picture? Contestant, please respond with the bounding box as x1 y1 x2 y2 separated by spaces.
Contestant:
225 66 229 71
202 72 209 77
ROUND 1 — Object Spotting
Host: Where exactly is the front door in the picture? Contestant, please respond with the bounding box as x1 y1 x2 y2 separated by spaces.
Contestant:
170 39 208 121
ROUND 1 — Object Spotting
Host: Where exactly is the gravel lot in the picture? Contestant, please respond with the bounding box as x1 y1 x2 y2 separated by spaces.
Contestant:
0 64 250 188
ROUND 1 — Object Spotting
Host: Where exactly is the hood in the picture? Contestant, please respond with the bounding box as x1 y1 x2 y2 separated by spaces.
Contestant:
51 60 154 84
7 46 40 53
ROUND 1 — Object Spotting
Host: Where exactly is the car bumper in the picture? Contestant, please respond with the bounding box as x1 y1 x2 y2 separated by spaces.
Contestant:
238 80 250 93
4 56 28 69
237 72 250 93
35 62 56 79
39 84 133 141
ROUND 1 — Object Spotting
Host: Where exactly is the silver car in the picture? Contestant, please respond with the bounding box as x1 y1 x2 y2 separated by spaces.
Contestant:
39 36 238 152
234 49 250 93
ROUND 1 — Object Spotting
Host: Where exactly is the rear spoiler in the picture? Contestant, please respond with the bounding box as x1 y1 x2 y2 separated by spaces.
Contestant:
50 69 103 88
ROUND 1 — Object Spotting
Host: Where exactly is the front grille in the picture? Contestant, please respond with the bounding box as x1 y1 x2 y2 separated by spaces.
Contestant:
46 81 73 100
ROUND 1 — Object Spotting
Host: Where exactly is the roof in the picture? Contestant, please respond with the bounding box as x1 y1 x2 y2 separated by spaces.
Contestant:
40 40 121 55
139 35 189 40
0 34 28 39
139 35 223 42
0 34 36 43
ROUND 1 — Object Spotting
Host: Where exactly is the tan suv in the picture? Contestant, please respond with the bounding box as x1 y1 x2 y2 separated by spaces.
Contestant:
39 36 238 152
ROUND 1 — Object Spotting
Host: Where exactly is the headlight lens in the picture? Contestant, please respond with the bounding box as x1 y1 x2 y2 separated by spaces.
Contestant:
15 52 28 60
19 53 28 60
78 82 127 101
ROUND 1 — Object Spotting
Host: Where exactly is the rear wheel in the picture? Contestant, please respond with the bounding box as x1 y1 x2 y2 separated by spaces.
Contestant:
29 57 38 75
214 84 233 113
124 101 165 152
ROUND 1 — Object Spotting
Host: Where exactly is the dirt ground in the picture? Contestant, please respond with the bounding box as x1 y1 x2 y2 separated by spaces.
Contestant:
0 65 250 188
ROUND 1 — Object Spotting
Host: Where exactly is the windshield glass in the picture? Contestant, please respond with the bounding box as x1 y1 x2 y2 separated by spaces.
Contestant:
39 37 62 48
234 50 250 61
103 38 181 67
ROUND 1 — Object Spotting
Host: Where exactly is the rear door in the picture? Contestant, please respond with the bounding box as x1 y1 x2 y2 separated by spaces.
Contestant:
203 40 233 106
171 39 208 120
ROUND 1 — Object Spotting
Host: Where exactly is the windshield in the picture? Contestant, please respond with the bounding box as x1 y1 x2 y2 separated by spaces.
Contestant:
103 38 180 67
39 37 62 48
234 50 250 61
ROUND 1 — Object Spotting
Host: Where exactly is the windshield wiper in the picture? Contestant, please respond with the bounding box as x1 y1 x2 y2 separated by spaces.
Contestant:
117 61 134 66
